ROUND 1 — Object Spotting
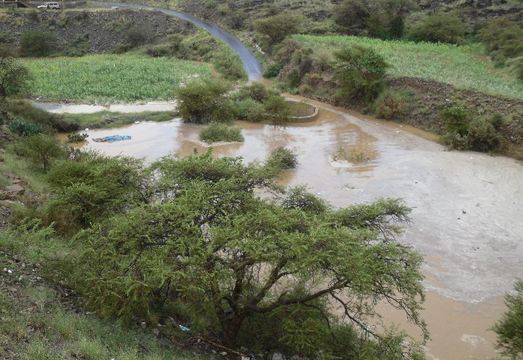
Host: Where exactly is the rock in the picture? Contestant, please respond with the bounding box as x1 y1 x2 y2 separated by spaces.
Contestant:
5 184 24 196
271 353 285 360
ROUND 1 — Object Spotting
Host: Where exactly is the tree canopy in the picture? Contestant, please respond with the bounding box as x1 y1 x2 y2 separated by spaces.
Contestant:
73 152 427 358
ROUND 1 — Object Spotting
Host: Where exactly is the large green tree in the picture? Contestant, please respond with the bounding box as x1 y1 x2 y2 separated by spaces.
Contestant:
75 153 427 357
0 57 29 99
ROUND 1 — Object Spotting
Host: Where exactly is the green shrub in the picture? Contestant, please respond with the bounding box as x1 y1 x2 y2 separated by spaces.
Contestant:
264 63 283 78
176 79 234 124
212 49 246 80
374 89 411 119
14 134 65 171
254 14 303 47
0 58 29 98
334 0 415 39
441 107 504 152
466 117 503 152
5 100 78 132
480 18 523 60
236 82 271 103
44 154 146 233
234 98 266 122
407 12 466 44
267 147 298 170
493 280 523 359
334 45 388 103
263 94 291 123
199 123 244 143
66 133 89 143
8 118 44 136
125 26 150 48
20 31 57 57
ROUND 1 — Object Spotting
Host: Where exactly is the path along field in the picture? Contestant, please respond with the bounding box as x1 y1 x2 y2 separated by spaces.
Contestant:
295 35 523 100
22 54 212 103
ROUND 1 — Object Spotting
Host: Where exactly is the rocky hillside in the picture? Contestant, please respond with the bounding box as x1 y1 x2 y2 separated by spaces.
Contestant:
0 8 195 53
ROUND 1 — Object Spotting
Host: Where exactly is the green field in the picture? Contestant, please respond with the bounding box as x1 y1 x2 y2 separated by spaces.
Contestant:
23 54 212 103
295 35 523 100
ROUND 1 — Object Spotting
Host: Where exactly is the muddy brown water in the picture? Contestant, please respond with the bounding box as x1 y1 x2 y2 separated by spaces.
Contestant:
67 100 523 360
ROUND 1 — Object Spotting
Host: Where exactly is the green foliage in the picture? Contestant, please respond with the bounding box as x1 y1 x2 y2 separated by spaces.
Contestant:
480 18 523 61
407 12 466 44
199 123 244 143
334 0 415 39
8 118 44 136
20 31 57 57
254 14 303 47
22 54 212 102
263 94 291 123
66 133 89 143
264 63 283 78
282 186 327 213
44 154 146 233
374 89 411 119
494 280 523 359
212 49 247 80
72 153 426 355
5 100 78 132
236 82 270 103
234 98 266 122
267 147 298 170
176 79 234 124
14 134 65 171
441 106 504 152
334 45 389 103
0 57 29 98
125 26 150 48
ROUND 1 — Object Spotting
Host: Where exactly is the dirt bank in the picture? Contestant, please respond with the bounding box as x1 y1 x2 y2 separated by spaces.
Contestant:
0 8 193 53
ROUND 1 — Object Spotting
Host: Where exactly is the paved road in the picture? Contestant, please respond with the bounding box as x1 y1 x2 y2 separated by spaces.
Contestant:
93 1 263 81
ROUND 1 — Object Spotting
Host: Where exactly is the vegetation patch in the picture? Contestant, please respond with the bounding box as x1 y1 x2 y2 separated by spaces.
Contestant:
295 35 523 100
22 54 212 103
199 123 244 143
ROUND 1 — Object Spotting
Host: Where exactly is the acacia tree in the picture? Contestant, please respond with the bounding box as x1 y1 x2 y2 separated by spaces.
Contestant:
75 153 427 357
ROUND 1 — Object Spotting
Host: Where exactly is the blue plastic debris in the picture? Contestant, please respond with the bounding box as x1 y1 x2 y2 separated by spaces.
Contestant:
178 325 190 332
93 135 132 143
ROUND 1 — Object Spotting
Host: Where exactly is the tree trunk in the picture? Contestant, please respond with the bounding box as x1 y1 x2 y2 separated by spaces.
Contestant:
222 314 245 348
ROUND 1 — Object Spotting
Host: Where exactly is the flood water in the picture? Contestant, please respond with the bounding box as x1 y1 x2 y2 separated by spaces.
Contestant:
73 100 522 360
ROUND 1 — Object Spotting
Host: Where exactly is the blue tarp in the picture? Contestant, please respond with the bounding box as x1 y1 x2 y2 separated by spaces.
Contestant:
93 135 132 143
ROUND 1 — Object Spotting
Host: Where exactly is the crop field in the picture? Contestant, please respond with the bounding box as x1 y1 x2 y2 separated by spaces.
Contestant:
22 54 212 103
295 35 523 100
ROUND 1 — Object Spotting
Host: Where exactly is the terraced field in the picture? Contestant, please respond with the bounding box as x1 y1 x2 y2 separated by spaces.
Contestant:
23 54 212 103
295 35 523 99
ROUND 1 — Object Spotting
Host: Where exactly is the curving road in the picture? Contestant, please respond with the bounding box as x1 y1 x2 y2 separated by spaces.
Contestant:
93 1 263 81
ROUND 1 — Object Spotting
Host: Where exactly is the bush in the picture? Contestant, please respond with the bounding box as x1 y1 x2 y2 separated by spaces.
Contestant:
466 117 503 152
374 89 411 119
234 98 266 122
263 94 291 123
480 18 523 61
14 134 65 171
20 31 57 57
0 58 29 98
334 46 388 103
266 147 298 170
334 0 415 39
5 100 78 132
264 63 283 78
213 49 246 80
44 154 146 232
407 12 466 44
199 123 244 143
236 83 271 103
254 14 303 47
493 280 523 359
125 26 149 48
441 107 504 152
176 79 234 124
66 133 89 143
8 118 44 136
